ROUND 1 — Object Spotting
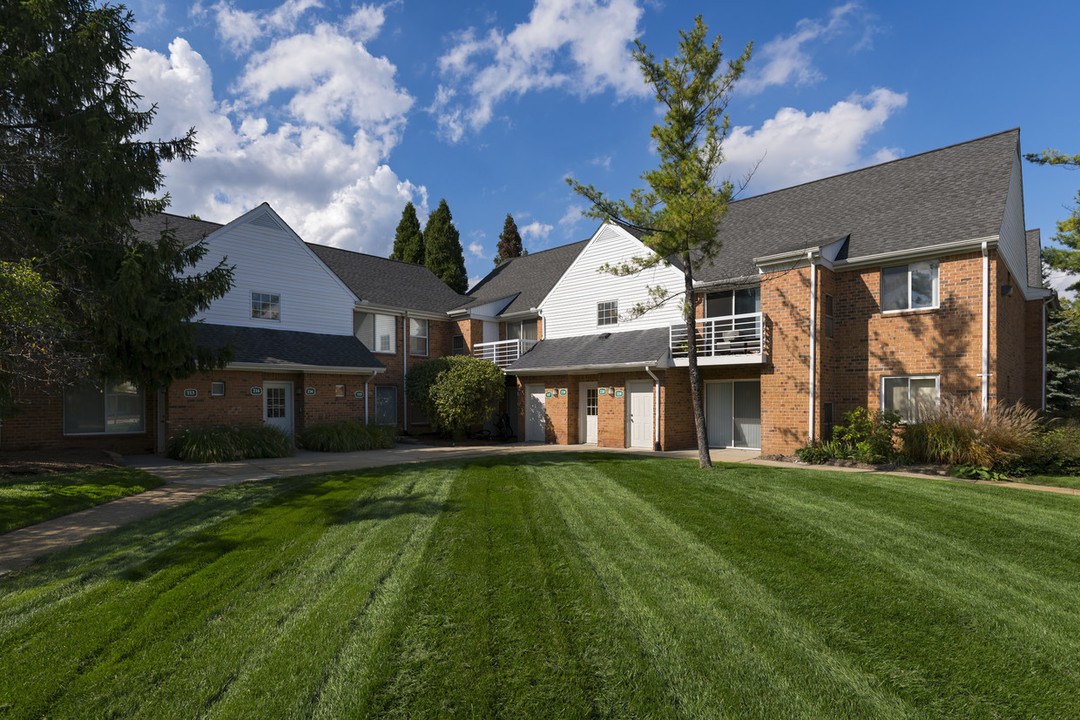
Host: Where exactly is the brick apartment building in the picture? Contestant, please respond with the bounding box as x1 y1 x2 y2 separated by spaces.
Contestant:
0 129 1051 457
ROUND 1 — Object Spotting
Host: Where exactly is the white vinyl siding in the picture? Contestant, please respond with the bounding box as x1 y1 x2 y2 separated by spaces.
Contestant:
997 155 1029 294
187 207 356 334
541 224 684 339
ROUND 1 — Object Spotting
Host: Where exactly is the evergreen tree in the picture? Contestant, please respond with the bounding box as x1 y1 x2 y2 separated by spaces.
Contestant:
0 0 233 414
494 213 525 265
567 16 752 468
1046 299 1080 415
389 201 425 264
423 199 468 293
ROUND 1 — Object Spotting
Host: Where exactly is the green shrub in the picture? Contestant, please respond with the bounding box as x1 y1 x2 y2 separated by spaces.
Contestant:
795 409 901 464
407 355 505 440
902 397 1038 468
298 422 396 452
1003 420 1080 476
167 424 295 463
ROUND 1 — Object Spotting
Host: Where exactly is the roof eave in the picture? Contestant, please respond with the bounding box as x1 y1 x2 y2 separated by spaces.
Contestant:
227 362 386 375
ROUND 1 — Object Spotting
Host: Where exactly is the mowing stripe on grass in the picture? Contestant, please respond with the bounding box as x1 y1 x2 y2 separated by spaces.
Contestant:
532 459 917 720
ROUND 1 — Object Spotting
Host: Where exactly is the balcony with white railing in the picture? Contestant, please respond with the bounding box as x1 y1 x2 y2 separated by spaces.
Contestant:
670 312 769 366
473 338 538 368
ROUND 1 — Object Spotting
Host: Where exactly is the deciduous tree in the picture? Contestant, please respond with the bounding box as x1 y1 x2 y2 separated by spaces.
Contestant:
567 16 751 468
390 201 425 264
423 199 468 293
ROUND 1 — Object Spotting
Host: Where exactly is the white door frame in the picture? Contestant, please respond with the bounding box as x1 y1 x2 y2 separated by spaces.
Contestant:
525 384 546 442
578 382 598 445
704 379 761 450
263 380 294 435
625 381 654 449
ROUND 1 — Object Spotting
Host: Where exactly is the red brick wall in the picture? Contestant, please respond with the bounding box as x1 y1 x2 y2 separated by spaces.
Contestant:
1023 298 1046 410
993 255 1034 407
2 385 158 454
759 264 813 455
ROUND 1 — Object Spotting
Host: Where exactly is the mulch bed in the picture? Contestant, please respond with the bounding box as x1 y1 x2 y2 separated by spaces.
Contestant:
0 448 124 478
760 454 952 477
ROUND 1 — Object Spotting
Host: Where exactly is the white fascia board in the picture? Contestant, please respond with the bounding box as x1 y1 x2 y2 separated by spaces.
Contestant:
833 235 999 271
352 302 448 322
227 362 385 375
536 222 653 312
497 308 541 320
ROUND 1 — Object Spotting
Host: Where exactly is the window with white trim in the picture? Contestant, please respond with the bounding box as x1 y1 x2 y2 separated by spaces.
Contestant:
355 312 397 354
251 292 280 320
597 300 618 326
211 381 225 397
409 318 429 356
881 261 938 312
882 375 939 422
374 386 398 425
64 383 145 435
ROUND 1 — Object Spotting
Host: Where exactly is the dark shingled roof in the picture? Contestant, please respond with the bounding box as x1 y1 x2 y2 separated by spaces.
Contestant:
194 323 383 370
506 327 670 373
306 243 469 313
132 212 224 246
694 129 1021 283
464 240 589 315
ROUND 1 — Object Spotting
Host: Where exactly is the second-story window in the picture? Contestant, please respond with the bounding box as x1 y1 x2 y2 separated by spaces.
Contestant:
507 319 539 341
881 261 938 312
705 287 759 318
251 292 280 320
824 294 835 338
597 300 619 326
355 312 396 353
409 318 428 356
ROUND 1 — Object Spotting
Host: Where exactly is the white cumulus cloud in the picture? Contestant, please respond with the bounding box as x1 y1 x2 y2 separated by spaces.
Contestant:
741 2 875 95
431 0 647 141
520 221 554 242
723 88 908 193
128 8 425 256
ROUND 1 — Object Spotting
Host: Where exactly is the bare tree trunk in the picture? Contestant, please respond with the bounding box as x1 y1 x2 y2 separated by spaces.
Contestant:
683 259 712 468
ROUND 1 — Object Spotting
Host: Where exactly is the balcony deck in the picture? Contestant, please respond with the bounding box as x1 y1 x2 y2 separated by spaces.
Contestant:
670 312 769 366
473 339 538 368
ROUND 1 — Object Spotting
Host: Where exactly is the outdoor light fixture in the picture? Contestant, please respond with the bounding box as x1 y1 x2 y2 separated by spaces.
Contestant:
1001 284 1013 296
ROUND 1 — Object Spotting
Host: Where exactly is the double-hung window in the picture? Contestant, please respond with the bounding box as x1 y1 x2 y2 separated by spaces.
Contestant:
882 375 939 422
881 261 938 312
64 383 145 435
409 318 429 356
597 301 619 326
355 312 397 353
251 292 280 320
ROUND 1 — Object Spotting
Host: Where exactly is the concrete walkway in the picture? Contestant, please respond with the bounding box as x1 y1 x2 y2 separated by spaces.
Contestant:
2 442 1075 575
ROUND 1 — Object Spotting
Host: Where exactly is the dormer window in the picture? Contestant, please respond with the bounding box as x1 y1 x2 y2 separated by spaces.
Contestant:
251 292 280 320
597 300 619 326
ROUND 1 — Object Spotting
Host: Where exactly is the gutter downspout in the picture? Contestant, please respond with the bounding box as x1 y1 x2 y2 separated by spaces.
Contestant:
981 242 990 414
808 251 818 444
645 365 661 451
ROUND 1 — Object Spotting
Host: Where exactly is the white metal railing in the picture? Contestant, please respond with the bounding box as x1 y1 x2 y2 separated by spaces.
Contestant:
670 312 768 360
473 339 538 367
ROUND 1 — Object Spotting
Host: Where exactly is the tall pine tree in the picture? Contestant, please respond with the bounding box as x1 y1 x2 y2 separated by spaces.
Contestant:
424 199 468 293
494 213 525 265
1046 299 1080 415
389 201 425 264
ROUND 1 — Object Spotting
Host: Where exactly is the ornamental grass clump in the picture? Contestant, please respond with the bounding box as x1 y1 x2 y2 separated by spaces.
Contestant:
298 422 396 452
902 397 1038 468
167 424 295 463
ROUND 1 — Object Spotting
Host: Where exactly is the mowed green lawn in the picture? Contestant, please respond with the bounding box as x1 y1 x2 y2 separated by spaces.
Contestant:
2 454 1079 719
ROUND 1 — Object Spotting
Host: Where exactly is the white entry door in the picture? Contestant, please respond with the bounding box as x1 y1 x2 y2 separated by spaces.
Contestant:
579 383 598 444
263 381 294 435
626 381 654 449
525 384 546 442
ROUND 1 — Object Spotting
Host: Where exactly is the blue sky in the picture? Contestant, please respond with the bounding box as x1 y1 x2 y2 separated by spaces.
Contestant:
126 0 1080 292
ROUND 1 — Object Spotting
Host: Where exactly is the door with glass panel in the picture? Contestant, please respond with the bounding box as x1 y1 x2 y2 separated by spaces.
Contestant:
705 380 761 449
579 383 598 444
263 381 294 435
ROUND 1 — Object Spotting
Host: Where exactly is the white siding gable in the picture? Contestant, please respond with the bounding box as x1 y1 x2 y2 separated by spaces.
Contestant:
188 204 358 335
540 223 685 339
997 155 1032 296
